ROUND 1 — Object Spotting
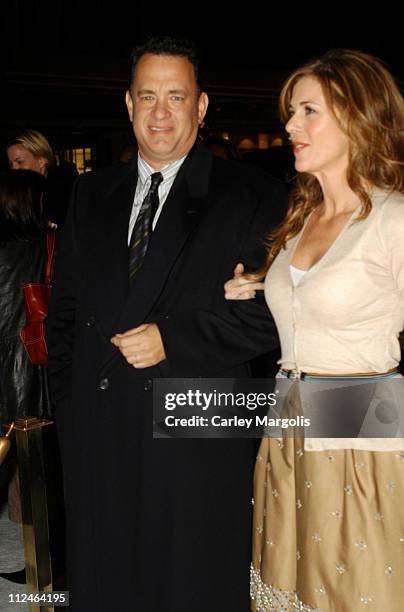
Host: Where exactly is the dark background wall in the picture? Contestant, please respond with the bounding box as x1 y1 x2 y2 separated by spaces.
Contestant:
1 1 402 169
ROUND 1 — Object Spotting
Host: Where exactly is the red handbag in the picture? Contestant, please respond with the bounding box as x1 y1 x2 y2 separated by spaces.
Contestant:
20 232 56 365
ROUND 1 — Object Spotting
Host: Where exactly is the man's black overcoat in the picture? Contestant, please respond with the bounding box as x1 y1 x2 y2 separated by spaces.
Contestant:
46 141 287 611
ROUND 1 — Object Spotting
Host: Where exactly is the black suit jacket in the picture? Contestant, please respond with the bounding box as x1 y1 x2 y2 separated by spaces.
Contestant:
46 140 288 612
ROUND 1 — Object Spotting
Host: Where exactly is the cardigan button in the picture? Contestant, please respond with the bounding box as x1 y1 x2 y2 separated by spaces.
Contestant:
85 316 96 327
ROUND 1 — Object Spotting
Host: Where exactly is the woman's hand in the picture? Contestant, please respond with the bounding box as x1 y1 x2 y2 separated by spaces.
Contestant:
224 263 265 300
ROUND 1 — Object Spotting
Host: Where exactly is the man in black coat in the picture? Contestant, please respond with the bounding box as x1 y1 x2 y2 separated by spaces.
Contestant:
46 37 287 612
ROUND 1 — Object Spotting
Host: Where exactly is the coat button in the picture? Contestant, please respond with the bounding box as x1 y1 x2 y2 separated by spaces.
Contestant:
85 316 96 327
144 379 152 391
99 378 109 390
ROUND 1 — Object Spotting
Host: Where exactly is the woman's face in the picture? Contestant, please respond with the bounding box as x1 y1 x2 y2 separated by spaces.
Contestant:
285 76 349 178
7 144 47 176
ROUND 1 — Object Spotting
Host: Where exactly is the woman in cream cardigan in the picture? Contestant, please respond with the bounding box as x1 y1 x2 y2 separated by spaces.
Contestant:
225 49 404 611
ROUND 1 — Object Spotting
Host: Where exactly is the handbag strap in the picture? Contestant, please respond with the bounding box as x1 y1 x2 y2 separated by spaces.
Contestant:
44 232 56 285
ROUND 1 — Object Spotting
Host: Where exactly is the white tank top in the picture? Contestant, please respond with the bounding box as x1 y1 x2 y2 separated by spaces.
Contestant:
290 264 307 286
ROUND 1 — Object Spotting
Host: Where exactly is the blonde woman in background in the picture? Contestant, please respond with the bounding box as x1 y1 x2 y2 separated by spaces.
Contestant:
225 49 404 611
7 130 75 228
7 129 55 177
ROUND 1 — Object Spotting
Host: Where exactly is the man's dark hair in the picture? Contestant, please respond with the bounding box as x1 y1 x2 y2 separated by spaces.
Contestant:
129 36 200 89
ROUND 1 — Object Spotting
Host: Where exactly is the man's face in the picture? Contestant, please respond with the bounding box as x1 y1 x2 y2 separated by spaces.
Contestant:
125 54 209 169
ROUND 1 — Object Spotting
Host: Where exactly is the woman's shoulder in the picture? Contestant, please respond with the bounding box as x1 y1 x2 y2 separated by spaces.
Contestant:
0 233 46 250
371 189 404 254
372 188 404 229
0 234 46 273
373 188 404 213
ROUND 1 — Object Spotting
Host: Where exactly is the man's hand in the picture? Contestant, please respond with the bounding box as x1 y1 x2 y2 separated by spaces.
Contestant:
111 323 166 369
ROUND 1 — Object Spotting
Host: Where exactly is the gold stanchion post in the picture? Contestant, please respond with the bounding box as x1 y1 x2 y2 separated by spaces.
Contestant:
3 417 54 612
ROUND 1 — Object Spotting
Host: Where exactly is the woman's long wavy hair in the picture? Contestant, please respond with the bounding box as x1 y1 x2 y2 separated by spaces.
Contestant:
255 48 404 279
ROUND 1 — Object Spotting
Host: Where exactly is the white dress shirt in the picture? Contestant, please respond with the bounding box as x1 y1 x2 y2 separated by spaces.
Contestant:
127 154 187 245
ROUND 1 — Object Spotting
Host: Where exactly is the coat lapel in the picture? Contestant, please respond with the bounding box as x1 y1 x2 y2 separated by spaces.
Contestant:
98 140 213 372
118 140 213 330
94 160 137 336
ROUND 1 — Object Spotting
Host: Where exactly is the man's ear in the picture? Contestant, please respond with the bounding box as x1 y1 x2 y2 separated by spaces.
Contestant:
125 90 134 122
197 92 209 125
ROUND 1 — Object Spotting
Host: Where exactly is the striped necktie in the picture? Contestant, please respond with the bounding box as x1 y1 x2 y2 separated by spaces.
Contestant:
128 171 163 282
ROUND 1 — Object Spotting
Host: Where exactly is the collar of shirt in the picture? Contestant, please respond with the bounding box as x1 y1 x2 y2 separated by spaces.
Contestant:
128 153 187 243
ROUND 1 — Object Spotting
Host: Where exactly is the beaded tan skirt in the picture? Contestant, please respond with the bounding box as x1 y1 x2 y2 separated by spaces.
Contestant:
251 434 404 611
